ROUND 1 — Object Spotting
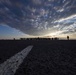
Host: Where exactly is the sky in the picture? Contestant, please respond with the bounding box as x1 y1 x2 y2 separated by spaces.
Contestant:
0 0 76 39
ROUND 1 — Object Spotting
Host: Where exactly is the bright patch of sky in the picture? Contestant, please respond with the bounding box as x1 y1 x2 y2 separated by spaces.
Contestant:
0 25 29 39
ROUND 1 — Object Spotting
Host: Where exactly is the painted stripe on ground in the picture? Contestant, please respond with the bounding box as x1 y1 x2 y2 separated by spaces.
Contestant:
0 45 33 75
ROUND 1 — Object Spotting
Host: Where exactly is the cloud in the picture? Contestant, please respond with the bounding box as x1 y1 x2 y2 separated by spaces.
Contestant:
32 0 42 5
54 14 76 23
0 0 76 36
53 14 76 34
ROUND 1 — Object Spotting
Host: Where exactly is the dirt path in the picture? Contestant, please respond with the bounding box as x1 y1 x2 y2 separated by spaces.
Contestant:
0 45 33 75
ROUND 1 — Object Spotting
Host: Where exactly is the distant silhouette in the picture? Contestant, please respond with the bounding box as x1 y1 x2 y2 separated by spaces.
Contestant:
20 38 26 40
67 36 69 40
13 38 15 40
52 38 53 40
19 37 60 41
54 37 59 40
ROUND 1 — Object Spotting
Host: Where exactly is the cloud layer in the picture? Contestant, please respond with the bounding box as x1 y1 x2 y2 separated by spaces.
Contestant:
0 0 76 36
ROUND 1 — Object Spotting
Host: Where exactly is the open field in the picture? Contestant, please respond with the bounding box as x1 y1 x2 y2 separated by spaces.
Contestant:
0 40 76 75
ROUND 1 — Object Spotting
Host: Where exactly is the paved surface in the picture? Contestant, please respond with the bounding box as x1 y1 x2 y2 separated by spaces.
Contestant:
0 45 33 75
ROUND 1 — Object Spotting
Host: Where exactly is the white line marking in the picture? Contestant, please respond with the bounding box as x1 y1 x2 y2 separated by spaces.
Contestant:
0 45 33 75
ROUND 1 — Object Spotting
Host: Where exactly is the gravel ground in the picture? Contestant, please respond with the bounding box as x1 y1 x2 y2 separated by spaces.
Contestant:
0 40 76 75
0 46 33 75
15 40 76 75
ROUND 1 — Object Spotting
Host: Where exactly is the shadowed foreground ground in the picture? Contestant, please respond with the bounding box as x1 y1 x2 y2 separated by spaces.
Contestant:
0 40 76 75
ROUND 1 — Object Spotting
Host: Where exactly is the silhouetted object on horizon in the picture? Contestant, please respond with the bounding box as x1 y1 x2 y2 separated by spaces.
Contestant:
19 37 59 41
20 38 26 40
67 36 69 40
52 38 53 40
13 38 15 40
51 37 59 40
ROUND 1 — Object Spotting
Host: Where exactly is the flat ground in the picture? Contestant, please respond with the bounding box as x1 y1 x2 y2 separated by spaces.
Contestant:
0 40 76 75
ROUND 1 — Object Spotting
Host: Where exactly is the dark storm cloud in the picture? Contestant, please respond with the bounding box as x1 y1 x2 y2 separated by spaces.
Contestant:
0 0 76 35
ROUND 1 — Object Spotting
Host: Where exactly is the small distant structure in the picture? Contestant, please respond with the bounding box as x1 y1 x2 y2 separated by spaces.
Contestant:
20 38 26 40
51 37 59 40
13 38 15 40
67 36 69 40
19 37 59 41
54 37 59 40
